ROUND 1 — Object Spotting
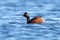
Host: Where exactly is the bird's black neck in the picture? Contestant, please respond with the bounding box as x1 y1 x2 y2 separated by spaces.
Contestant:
26 16 31 24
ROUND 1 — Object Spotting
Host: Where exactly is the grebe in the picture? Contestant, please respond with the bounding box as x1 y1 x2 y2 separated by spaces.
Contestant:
23 12 45 24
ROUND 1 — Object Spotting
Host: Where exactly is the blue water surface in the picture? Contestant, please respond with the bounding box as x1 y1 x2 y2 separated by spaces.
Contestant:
0 0 60 40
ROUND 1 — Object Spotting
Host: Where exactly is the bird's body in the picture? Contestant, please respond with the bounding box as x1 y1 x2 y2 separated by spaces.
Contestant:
30 16 45 23
23 12 45 24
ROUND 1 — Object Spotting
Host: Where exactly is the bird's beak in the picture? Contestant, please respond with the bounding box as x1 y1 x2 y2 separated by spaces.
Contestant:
23 15 24 16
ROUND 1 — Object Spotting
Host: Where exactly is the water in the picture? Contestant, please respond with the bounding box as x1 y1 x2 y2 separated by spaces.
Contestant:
0 0 60 40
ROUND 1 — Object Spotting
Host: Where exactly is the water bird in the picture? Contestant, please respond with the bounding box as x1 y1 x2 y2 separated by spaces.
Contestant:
23 12 45 24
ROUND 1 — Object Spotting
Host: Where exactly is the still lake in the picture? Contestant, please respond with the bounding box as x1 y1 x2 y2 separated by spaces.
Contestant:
0 0 60 40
